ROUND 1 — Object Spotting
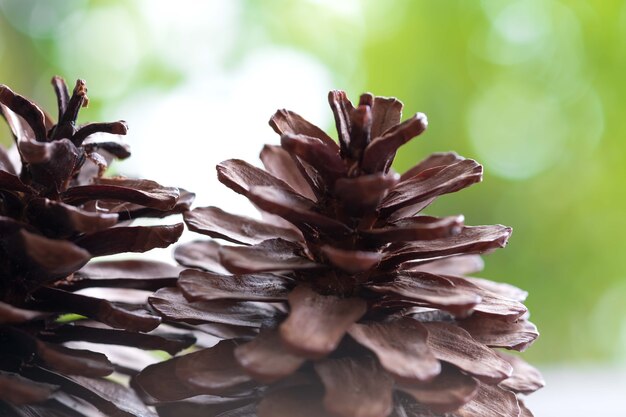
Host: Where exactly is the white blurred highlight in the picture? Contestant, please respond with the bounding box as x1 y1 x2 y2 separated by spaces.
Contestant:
55 6 142 99
111 47 333 213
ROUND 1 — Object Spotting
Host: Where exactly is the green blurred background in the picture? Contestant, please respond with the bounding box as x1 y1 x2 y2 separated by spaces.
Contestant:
1 0 625 366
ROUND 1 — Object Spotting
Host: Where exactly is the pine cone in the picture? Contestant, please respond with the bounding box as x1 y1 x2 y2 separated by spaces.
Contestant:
0 78 195 416
137 91 544 417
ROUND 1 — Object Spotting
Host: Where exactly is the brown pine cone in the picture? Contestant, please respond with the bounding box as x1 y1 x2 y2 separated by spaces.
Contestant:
0 77 195 416
137 91 543 417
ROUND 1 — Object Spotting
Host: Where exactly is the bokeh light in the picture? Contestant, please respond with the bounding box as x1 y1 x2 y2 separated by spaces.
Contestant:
1 1 625 413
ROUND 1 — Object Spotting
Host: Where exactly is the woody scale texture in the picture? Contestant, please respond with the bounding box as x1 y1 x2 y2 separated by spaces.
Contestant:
0 78 194 417
136 91 544 417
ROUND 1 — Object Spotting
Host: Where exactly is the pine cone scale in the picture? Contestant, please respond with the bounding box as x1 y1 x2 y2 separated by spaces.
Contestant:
71 121 128 147
424 322 513 384
233 327 306 383
260 144 318 200
279 285 367 358
149 287 280 329
35 342 114 378
0 301 45 323
361 112 428 174
334 172 399 215
172 340 255 396
0 171 30 192
217 158 294 196
0 370 58 406
0 85 47 141
174 240 230 274
257 384 333 417
459 315 538 351
380 159 483 215
314 356 395 417
455 384 520 417
183 205 302 245
347 319 441 383
32 287 161 332
178 269 293 302
398 364 480 413
16 229 91 280
496 353 545 395
247 185 352 234
218 238 322 274
269 109 336 147
0 145 16 174
328 90 354 154
280 133 346 182
363 215 465 244
369 96 403 139
25 198 119 237
61 181 180 210
50 76 70 121
39 325 194 356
